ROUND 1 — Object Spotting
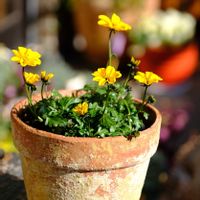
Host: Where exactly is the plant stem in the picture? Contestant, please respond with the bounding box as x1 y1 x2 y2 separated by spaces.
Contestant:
22 68 32 106
41 82 45 100
137 85 148 113
22 67 25 83
124 100 132 130
102 85 111 115
142 85 148 105
124 68 132 87
108 30 113 66
25 84 32 105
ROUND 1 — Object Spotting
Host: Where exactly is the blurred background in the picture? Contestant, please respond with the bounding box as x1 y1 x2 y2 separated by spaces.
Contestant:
0 0 200 199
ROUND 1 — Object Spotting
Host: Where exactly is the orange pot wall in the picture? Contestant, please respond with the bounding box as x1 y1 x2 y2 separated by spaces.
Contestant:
11 91 161 200
139 43 199 85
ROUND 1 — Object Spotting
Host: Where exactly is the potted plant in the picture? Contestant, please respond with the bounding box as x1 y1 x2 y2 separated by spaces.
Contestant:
129 9 198 85
10 13 162 200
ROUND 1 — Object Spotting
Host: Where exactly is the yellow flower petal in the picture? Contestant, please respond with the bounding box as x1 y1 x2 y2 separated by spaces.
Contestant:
11 56 20 62
98 15 112 27
116 71 122 78
47 73 54 80
105 66 115 77
111 13 121 24
18 46 27 55
12 49 20 57
41 71 46 79
99 78 107 86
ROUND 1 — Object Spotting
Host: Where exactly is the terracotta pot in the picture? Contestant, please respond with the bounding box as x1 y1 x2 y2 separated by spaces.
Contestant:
11 90 161 200
139 43 199 85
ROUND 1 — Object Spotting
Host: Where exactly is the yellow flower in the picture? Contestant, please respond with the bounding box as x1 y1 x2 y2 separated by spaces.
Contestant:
24 72 40 85
92 65 122 86
11 46 41 67
98 13 132 32
134 71 163 86
73 102 89 115
131 57 141 66
41 71 54 82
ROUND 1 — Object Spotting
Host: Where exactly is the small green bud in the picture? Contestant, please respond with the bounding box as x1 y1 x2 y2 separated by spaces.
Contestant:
147 95 156 104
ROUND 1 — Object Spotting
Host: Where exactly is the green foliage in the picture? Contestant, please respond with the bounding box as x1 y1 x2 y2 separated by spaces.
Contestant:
19 83 150 138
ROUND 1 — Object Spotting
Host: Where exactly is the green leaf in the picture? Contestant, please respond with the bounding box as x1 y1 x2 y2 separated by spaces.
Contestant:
143 112 149 120
96 128 109 138
101 113 116 128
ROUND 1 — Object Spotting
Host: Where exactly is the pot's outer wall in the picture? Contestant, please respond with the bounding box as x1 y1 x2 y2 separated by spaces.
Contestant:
11 91 162 200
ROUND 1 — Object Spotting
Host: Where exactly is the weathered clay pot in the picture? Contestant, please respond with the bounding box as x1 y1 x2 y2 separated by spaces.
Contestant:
11 90 161 200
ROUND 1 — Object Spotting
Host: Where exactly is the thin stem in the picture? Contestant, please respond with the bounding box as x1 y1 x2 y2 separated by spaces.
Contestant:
22 67 25 83
124 100 132 130
142 85 148 105
41 82 45 100
123 68 132 87
22 67 32 106
102 85 111 115
108 30 113 66
137 85 148 113
25 84 32 105
45 84 50 99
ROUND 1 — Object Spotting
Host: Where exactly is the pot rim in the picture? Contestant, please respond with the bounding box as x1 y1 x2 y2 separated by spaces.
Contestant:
11 90 162 142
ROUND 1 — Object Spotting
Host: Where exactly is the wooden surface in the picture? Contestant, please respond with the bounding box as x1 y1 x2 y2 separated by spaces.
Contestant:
0 149 27 200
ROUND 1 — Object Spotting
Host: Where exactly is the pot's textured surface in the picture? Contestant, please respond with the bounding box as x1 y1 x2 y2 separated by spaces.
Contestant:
11 91 161 200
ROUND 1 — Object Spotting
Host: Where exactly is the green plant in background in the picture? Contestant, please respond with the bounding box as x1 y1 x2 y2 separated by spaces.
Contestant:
11 13 162 138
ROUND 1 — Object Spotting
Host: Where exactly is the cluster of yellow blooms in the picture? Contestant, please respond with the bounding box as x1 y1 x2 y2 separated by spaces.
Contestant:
10 13 162 116
11 47 54 85
93 13 162 88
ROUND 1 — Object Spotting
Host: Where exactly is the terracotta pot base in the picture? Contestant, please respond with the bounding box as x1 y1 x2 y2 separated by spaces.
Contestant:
22 155 150 200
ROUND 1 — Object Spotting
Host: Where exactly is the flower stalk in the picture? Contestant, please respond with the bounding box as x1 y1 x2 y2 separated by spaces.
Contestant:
142 85 148 105
108 30 113 66
41 82 45 100
123 67 132 88
102 85 111 115
22 68 32 105
40 70 54 99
